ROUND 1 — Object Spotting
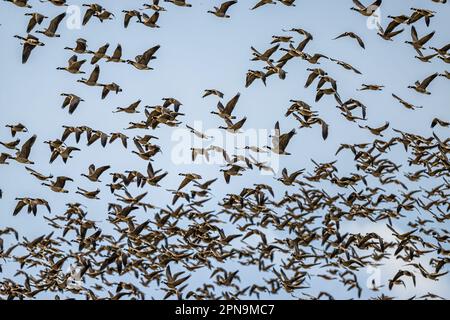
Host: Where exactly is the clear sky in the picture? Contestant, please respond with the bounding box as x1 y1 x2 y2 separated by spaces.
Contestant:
0 0 449 299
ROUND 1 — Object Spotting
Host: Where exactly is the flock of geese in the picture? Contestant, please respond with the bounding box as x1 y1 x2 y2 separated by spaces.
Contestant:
1 0 450 300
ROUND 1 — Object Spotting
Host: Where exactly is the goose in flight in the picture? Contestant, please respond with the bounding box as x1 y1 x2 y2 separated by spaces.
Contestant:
106 44 126 63
431 118 450 128
333 32 365 49
211 92 240 120
5 123 28 137
127 45 160 70
0 139 20 151
76 187 101 200
57 55 86 74
25 166 53 181
114 100 141 114
88 43 110 64
77 65 101 87
377 20 404 41
330 58 362 74
39 0 68 6
25 13 48 33
123 10 141 28
358 84 384 91
358 122 390 137
13 198 51 216
64 38 89 54
351 0 382 17
164 0 192 7
251 0 276 10
408 73 438 95
266 121 296 155
82 164 111 182
219 117 247 133
60 93 84 114
251 45 279 63
208 1 237 18
139 12 160 28
35 12 66 37
14 34 45 64
42 176 73 193
405 26 435 56
220 165 245 184
4 0 32 8
392 94 422 110
143 0 166 11
14 135 37 164
186 125 211 139
203 89 224 98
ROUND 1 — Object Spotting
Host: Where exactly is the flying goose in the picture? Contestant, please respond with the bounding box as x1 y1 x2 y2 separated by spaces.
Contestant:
35 12 66 37
14 34 45 64
203 89 224 98
60 93 84 114
0 139 20 150
101 83 123 99
139 12 160 28
245 70 266 87
82 3 103 25
377 20 404 41
42 176 73 193
123 10 141 28
143 0 167 11
208 1 237 18
82 164 111 182
439 71 449 79
39 0 67 6
220 165 245 184
186 125 211 139
114 100 141 114
392 94 422 110
77 65 101 86
405 26 435 56
0 153 13 165
278 0 296 6
330 58 362 74
429 43 450 56
415 53 438 63
177 173 202 190
431 118 450 128
127 45 160 70
164 0 192 7
94 9 115 23
211 92 240 119
271 36 293 44
109 132 129 148
333 32 365 49
358 122 390 137
25 13 48 33
358 84 384 91
251 0 276 10
251 44 279 62
64 38 88 54
14 135 37 164
106 44 126 63
57 55 86 74
88 43 110 64
76 187 101 200
219 117 247 133
4 0 32 8
13 198 50 216
277 168 304 186
25 166 53 181
266 121 296 155
408 73 438 95
350 0 382 17
408 8 435 27
5 123 27 137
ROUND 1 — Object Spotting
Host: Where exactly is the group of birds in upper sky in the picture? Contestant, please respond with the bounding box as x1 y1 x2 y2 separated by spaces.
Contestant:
1 0 450 300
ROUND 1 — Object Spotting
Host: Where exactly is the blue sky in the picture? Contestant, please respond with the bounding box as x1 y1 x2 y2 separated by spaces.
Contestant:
0 0 449 299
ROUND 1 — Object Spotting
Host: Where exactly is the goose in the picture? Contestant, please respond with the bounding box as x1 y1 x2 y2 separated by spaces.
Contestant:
14 34 45 64
266 121 296 155
203 89 224 98
114 100 141 114
186 125 211 139
109 132 129 148
377 20 404 41
415 53 438 63
431 118 450 128
88 43 110 64
405 26 435 56
76 187 101 200
219 117 247 133
25 166 53 181
49 145 80 163
60 93 84 114
0 139 20 150
293 115 329 140
245 70 266 87
39 0 67 6
408 8 435 27
82 3 103 26
127 45 160 70
408 73 438 95
42 176 73 193
101 82 123 99
94 9 115 23
264 61 287 80
191 148 210 161
13 198 51 216
220 165 245 184
164 0 192 7
64 38 88 54
330 58 362 74
279 43 307 63
271 36 293 44
439 71 450 79
57 55 86 74
123 10 141 28
251 44 279 63
392 94 422 110
358 84 384 91
4 0 32 8
251 0 276 10
315 88 341 104
177 173 202 190
278 0 296 6
143 0 166 11
358 122 390 137
82 164 111 182
277 168 304 186
77 65 101 86
24 13 48 33
87 130 109 147
5 123 27 137
0 153 13 165
211 92 240 119
14 135 37 164
429 43 450 56
304 53 329 64
304 68 327 88
208 1 237 18
106 44 126 63
162 98 183 112
282 28 313 40
139 12 160 28
35 12 66 37
350 0 382 17
333 32 365 49
437 55 450 64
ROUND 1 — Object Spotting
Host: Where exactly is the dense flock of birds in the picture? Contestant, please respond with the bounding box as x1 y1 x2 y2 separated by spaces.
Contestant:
1 0 450 300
